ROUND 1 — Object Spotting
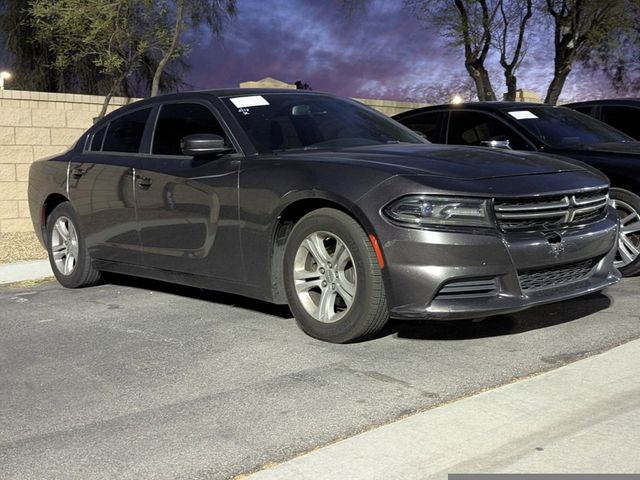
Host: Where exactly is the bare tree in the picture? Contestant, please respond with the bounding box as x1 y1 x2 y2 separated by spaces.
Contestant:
150 0 237 97
497 0 532 100
544 0 626 104
406 0 500 101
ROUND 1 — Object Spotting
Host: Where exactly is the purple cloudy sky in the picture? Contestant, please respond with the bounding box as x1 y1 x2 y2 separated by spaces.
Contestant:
185 0 611 103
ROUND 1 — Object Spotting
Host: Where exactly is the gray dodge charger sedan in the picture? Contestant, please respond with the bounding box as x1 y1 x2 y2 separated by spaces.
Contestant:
28 89 620 342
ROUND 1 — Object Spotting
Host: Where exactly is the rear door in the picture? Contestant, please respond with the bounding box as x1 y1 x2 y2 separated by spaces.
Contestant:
68 107 152 264
135 100 243 281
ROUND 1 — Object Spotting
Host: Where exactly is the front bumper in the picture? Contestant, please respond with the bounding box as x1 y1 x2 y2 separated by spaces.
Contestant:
377 207 620 320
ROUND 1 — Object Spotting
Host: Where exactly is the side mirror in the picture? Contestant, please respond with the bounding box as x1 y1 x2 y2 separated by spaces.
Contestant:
180 134 233 156
480 136 511 149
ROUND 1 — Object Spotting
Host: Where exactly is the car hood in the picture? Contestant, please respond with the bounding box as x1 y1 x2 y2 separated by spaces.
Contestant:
561 142 640 156
290 144 585 180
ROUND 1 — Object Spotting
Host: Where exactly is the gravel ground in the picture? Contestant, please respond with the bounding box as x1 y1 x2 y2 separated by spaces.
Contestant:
0 232 47 264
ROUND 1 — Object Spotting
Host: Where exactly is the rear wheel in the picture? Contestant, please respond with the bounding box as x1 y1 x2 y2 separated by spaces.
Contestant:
46 202 101 288
610 188 640 276
283 208 388 343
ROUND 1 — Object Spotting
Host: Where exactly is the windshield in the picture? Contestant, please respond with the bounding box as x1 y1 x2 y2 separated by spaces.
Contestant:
221 93 425 154
506 106 632 148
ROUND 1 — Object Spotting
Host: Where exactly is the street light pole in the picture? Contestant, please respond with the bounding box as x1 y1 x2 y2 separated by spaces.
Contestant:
0 71 12 91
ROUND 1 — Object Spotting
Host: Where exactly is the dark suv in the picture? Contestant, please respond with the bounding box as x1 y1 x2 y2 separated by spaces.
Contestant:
394 102 640 276
29 90 620 342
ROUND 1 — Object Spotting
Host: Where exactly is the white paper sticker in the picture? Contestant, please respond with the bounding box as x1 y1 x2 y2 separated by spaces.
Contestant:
508 110 538 120
230 95 270 108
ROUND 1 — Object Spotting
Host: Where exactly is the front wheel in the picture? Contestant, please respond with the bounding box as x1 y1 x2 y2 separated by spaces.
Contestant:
283 208 388 343
46 202 101 288
610 188 640 277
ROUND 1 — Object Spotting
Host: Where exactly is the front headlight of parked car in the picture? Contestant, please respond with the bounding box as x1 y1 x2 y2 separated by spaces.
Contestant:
384 195 494 228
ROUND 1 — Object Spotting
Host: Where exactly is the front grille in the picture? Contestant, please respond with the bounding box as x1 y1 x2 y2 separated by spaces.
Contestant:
494 189 608 232
434 278 498 300
518 258 599 292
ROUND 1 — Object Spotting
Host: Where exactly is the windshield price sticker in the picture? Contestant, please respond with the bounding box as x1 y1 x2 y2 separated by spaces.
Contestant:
508 110 539 120
230 95 270 109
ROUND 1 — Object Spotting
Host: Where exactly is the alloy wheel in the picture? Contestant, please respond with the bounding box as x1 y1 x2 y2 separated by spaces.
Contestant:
612 198 640 268
51 216 79 275
293 231 357 323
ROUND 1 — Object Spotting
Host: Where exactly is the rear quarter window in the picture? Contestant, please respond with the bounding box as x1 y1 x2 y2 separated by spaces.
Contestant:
102 108 152 153
601 106 640 140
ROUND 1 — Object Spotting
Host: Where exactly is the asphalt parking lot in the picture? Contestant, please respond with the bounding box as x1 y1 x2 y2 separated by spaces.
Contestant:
1 275 640 480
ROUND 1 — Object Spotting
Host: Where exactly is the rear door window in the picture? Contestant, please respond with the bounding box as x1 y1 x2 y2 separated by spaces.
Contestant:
152 103 227 156
102 108 152 153
601 106 640 140
397 111 444 142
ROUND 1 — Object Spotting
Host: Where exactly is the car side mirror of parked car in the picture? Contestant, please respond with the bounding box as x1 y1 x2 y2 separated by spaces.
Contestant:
181 134 233 156
480 136 511 150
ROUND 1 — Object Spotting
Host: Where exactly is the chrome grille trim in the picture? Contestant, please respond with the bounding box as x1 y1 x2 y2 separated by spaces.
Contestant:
494 189 608 231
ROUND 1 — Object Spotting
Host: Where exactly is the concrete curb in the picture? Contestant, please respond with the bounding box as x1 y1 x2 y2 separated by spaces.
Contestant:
248 339 640 479
0 260 53 284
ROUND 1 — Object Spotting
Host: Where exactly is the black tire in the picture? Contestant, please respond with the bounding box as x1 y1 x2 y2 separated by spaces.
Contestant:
283 208 388 343
46 202 101 288
610 188 640 277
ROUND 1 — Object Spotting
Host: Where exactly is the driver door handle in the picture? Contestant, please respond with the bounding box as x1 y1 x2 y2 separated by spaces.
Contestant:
136 177 152 190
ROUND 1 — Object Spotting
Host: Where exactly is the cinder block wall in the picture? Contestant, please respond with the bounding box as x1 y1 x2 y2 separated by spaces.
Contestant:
0 89 427 234
0 90 139 233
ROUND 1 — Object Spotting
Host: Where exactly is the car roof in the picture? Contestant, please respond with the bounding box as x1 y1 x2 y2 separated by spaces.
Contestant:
564 98 640 107
92 88 340 125
393 101 558 117
137 88 334 104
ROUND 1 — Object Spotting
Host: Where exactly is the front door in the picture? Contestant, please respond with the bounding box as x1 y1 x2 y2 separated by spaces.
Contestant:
135 101 243 281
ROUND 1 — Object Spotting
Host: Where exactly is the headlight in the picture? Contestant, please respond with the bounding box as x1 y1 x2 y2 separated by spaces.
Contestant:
384 195 494 228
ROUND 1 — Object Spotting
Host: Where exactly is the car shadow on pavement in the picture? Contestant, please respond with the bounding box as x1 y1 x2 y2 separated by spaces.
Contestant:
103 274 611 341
387 292 611 341
104 273 295 319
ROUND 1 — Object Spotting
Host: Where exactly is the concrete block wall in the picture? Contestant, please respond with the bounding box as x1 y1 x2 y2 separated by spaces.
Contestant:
353 97 428 117
0 90 139 233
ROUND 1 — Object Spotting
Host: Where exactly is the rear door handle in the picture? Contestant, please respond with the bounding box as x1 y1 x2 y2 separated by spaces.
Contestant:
71 167 86 178
136 177 153 190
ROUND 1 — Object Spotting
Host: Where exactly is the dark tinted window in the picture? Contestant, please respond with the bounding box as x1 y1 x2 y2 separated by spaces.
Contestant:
153 103 227 155
90 125 106 151
397 111 443 142
448 111 529 150
221 94 425 154
601 106 640 140
102 108 151 153
510 106 631 147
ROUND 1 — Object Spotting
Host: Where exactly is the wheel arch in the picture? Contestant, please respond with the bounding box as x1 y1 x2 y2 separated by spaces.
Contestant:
608 179 640 198
40 193 70 247
268 195 379 304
